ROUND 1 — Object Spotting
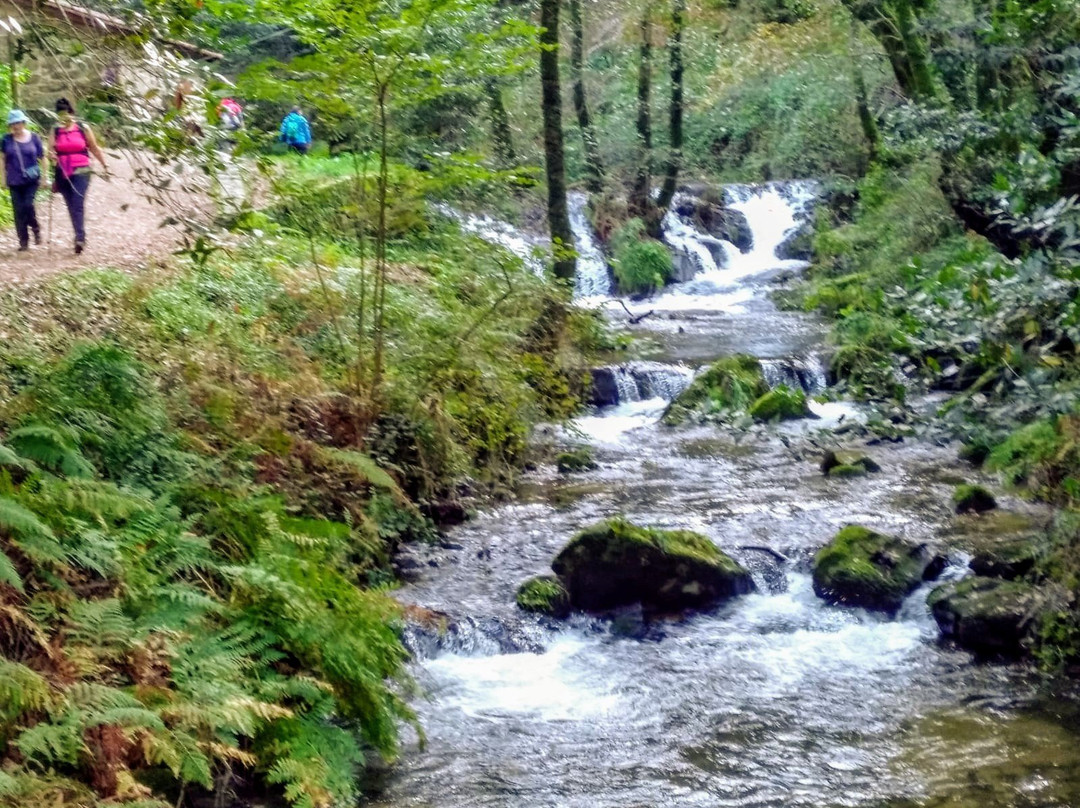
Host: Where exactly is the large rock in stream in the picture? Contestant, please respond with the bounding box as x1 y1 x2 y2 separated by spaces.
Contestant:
662 355 769 425
523 518 755 616
928 577 1059 657
812 525 937 614
673 194 753 253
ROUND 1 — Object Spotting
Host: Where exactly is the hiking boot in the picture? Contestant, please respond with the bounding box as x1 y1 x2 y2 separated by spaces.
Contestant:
17 244 28 252
32 227 40 246
74 241 84 255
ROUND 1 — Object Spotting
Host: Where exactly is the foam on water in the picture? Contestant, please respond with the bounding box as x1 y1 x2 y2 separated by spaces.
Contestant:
571 397 669 445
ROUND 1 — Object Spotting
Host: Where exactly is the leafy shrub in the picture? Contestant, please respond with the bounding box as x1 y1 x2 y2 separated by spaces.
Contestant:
610 219 673 295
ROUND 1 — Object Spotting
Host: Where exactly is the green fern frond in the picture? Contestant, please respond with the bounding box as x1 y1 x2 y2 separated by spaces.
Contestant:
317 447 405 498
0 496 66 568
0 443 24 470
8 425 94 479
65 599 134 651
0 656 53 721
0 549 23 592
87 706 166 731
14 712 83 765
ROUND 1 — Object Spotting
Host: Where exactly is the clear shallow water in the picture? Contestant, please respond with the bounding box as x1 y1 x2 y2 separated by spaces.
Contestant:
374 185 1080 808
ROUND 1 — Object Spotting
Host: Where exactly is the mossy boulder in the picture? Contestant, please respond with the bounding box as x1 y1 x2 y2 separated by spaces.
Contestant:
821 450 882 476
556 447 599 474
812 525 933 614
662 355 768 425
516 576 572 618
929 576 1053 657
969 538 1038 580
952 484 997 514
748 385 811 421
551 518 754 613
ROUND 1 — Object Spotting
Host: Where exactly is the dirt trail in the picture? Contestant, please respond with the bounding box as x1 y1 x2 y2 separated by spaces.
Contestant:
0 150 207 286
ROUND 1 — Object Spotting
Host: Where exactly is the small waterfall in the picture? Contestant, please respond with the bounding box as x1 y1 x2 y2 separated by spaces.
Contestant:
590 361 695 407
761 355 828 394
659 180 819 289
402 613 547 660
569 191 614 300
433 203 547 277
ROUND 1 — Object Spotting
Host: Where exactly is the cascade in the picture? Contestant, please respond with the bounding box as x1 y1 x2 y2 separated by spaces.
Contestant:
761 355 829 394
568 191 614 300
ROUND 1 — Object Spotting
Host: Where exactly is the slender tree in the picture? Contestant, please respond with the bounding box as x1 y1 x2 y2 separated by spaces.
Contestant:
656 0 685 213
485 78 517 166
568 0 605 192
629 8 653 220
849 17 880 163
540 0 576 280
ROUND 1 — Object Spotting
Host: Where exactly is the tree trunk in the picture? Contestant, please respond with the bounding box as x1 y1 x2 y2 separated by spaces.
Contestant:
629 9 652 220
849 18 880 163
657 0 685 214
540 0 576 281
485 78 516 166
842 0 917 98
891 0 939 101
568 0 604 193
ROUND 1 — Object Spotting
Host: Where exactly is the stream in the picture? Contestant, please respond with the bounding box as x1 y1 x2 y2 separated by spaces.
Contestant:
376 185 1080 808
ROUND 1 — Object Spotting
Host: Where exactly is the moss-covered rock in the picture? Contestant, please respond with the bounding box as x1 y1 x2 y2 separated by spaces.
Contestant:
748 385 811 421
828 463 867 478
821 449 882 476
970 538 1039 580
662 355 768 425
556 447 599 474
515 575 572 618
551 517 754 613
952 484 997 514
812 525 933 613
929 576 1054 657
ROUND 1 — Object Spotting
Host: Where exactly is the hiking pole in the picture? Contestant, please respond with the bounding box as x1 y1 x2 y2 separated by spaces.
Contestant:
47 190 53 254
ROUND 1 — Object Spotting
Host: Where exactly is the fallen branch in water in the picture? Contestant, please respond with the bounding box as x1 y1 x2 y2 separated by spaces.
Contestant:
737 545 789 564
618 299 655 324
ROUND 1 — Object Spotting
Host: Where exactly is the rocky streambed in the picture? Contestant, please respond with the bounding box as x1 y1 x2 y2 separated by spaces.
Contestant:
373 183 1080 808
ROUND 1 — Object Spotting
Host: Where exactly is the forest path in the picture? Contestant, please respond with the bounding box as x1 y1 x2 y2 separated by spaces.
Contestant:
0 150 208 286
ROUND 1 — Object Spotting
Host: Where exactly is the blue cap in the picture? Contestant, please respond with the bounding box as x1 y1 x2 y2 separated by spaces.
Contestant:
7 109 28 125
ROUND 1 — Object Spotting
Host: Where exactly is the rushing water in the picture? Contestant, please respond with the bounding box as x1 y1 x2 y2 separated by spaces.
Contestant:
375 185 1080 808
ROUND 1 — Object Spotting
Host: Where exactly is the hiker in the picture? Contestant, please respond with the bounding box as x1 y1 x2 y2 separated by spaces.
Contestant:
48 98 108 255
219 98 244 133
280 107 312 155
2 110 44 252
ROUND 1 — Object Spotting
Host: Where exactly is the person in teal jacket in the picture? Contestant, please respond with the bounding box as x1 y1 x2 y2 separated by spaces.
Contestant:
280 107 312 155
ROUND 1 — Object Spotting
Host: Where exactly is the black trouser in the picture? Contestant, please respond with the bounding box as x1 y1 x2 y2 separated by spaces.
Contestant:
9 182 40 248
55 171 90 245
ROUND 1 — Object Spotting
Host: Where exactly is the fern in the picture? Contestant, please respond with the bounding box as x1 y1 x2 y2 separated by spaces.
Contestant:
7 425 94 479
0 656 53 721
0 444 24 470
0 495 66 569
317 447 406 499
0 550 22 593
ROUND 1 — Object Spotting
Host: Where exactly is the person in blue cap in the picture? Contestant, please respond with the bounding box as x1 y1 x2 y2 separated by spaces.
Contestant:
1 109 44 252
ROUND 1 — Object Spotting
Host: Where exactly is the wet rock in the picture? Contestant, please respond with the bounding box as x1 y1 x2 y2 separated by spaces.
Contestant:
557 446 599 474
953 484 997 514
551 517 755 614
590 368 621 407
821 450 882 476
775 224 813 261
748 386 813 421
672 194 753 253
424 501 470 527
929 576 1054 657
969 538 1038 580
392 548 425 582
515 575 572 618
812 525 932 614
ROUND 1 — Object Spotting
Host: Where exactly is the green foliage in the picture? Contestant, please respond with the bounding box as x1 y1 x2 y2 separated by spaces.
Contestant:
515 575 570 617
556 446 598 473
748 385 809 421
662 354 768 424
611 219 674 295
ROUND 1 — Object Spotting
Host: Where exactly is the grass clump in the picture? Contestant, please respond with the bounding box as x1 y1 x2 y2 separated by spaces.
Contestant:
556 446 599 474
952 484 997 514
610 218 673 296
748 385 809 421
516 575 571 617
